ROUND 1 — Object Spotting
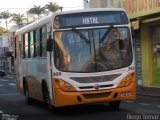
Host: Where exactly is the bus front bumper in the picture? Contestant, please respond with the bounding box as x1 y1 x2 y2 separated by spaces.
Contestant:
54 82 136 107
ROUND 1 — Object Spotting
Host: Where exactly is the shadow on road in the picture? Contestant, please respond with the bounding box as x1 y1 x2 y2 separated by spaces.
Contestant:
26 99 131 116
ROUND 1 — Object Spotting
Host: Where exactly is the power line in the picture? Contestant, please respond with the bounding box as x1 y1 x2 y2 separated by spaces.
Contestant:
0 8 30 10
0 6 83 10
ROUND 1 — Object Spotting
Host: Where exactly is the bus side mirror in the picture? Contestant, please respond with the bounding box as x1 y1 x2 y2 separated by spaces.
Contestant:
131 26 135 38
47 38 53 51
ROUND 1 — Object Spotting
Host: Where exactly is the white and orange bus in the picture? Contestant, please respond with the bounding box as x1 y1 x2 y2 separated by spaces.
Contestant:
14 8 136 110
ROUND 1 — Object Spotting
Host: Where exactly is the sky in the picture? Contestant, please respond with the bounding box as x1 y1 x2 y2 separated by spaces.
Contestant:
0 0 84 13
0 0 84 28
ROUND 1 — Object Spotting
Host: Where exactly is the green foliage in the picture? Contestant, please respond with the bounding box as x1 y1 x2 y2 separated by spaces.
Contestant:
0 10 11 20
28 2 60 19
45 2 60 13
0 26 8 36
0 10 12 29
10 13 27 26
28 5 46 18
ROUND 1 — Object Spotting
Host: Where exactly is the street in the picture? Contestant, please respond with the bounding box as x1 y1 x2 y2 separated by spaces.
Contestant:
0 77 160 120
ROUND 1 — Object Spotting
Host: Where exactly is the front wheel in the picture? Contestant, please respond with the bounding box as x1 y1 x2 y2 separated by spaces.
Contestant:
42 83 54 112
109 101 121 110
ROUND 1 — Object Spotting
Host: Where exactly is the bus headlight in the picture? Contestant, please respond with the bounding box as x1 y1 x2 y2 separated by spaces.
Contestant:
54 78 76 92
118 72 135 88
117 77 132 88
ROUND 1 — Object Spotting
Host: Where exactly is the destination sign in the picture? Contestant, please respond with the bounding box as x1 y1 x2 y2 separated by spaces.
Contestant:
53 11 129 29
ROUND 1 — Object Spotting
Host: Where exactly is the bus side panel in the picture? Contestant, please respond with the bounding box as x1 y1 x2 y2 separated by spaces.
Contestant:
22 58 48 102
15 60 24 95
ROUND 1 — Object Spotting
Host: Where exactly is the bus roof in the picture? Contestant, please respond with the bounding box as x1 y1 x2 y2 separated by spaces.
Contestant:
15 8 127 36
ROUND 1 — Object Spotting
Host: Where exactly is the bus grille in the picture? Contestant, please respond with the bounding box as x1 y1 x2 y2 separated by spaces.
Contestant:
70 74 121 83
79 84 113 89
83 92 111 99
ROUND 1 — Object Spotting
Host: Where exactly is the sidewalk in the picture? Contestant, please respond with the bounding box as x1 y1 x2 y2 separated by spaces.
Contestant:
137 86 160 98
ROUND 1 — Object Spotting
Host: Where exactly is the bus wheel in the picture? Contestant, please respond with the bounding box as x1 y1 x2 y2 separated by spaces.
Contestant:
42 83 53 112
24 82 32 104
109 101 121 110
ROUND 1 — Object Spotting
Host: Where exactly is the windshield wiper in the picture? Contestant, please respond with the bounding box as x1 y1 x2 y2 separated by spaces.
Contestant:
99 25 113 44
71 27 90 44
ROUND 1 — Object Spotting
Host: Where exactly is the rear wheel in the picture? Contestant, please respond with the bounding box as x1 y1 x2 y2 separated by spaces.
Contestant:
0 71 5 77
24 81 32 104
109 101 121 110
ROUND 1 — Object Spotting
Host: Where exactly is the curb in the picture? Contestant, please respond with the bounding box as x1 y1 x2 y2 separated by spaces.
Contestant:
137 92 160 98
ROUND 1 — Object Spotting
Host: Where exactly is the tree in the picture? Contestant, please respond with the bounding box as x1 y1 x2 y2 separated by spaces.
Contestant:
28 5 46 19
10 13 27 27
0 26 8 36
0 14 2 25
0 14 3 24
0 10 12 29
45 2 60 13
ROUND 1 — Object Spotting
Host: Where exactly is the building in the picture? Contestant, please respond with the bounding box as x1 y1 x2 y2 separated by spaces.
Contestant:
0 33 13 73
84 0 90 9
90 0 113 8
89 0 160 88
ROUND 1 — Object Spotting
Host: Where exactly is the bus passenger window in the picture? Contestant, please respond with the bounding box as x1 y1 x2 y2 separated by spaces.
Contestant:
35 29 40 57
15 37 17 59
24 33 29 58
30 31 34 58
41 26 47 57
18 35 22 59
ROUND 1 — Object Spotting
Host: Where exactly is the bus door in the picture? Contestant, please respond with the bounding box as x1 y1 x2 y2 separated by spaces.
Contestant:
46 23 54 101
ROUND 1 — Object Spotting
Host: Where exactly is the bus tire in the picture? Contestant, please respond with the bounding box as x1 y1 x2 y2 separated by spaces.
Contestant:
24 81 32 104
109 101 121 110
42 82 54 112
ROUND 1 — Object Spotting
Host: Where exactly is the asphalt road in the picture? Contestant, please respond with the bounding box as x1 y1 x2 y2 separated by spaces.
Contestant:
0 76 160 120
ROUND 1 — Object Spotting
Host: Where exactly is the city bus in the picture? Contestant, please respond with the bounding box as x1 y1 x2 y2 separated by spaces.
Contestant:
14 8 136 110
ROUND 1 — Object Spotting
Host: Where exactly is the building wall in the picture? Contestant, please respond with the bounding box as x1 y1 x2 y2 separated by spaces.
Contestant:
141 26 152 87
0 34 9 56
90 0 101 8
90 0 113 8
1 34 9 47
0 33 14 73
140 20 160 87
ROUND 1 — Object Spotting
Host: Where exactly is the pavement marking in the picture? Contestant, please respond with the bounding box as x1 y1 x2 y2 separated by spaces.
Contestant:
6 76 14 79
124 101 134 103
8 83 16 86
139 103 150 106
0 79 7 81
0 110 4 113
157 106 160 108
0 93 20 96
0 84 3 86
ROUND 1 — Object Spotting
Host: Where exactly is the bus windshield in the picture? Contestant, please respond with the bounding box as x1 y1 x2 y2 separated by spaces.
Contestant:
54 27 133 72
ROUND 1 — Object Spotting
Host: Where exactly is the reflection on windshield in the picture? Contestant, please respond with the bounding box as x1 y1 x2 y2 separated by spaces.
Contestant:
54 27 132 72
